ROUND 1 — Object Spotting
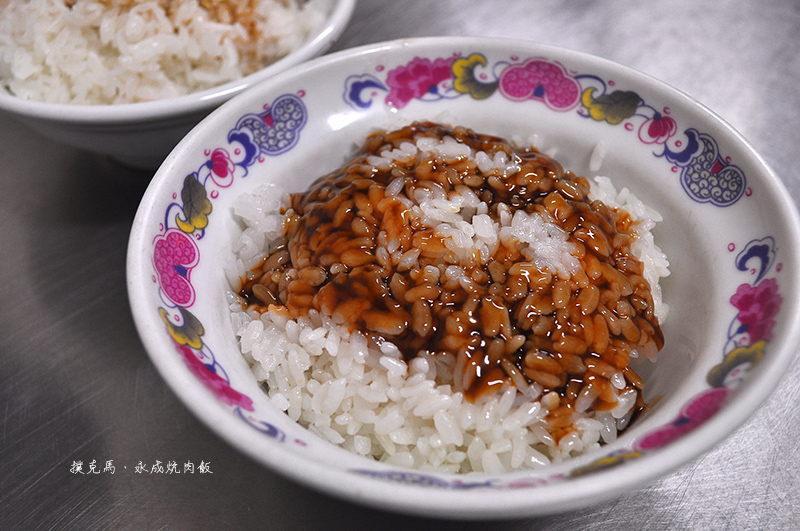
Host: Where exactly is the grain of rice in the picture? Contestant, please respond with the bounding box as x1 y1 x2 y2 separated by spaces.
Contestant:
0 0 324 104
229 123 670 473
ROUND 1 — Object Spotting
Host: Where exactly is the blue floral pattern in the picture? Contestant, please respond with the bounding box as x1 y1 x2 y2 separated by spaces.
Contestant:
344 52 746 207
150 93 310 445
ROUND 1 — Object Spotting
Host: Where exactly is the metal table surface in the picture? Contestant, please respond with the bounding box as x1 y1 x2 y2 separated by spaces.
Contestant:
2 1 799 529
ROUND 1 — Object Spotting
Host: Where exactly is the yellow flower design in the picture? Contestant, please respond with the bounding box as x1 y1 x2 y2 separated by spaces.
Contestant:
581 87 641 124
452 53 498 100
175 175 212 234
160 306 205 350
707 341 765 388
569 451 643 477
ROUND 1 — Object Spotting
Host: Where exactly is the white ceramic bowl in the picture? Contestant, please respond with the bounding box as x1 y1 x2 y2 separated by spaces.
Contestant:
0 0 355 169
127 37 800 518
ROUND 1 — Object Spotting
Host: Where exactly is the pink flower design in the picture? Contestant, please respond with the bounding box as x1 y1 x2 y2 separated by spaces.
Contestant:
634 387 729 451
385 56 456 108
209 148 235 183
639 112 677 144
153 229 199 307
730 278 782 342
177 343 254 412
498 58 581 110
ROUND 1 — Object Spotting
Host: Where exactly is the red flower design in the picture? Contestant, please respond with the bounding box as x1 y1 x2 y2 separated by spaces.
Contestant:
639 112 677 144
498 59 581 110
210 148 235 179
634 387 729 451
730 278 782 342
385 56 456 108
177 343 254 412
153 229 199 307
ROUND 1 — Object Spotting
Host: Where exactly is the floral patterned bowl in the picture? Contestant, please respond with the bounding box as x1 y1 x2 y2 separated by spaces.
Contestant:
127 37 800 518
0 0 355 169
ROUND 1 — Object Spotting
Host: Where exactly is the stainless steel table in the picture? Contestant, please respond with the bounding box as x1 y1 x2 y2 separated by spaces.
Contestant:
2 1 799 528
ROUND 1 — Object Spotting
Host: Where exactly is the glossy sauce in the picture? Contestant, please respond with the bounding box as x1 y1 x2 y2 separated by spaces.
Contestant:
240 122 663 418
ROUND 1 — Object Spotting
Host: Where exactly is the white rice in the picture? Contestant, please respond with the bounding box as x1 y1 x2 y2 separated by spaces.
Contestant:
0 0 324 104
588 175 670 323
226 135 670 474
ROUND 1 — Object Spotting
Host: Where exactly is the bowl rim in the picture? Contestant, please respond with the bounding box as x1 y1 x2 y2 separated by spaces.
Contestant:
0 0 356 124
127 35 800 518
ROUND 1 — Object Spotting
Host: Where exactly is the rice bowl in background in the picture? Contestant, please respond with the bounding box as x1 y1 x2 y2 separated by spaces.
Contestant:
0 0 355 168
127 37 800 517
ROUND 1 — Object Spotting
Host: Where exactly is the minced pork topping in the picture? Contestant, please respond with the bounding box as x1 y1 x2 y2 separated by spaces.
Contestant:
239 122 664 430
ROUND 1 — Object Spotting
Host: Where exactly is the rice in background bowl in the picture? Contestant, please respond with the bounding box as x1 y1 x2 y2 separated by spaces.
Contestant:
127 38 800 518
0 0 324 104
0 0 355 168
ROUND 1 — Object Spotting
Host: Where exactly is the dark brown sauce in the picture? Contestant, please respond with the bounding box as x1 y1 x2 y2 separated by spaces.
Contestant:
239 122 663 421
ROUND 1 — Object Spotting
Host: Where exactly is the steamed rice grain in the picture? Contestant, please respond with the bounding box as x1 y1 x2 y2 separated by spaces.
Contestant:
0 0 324 104
228 123 670 473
